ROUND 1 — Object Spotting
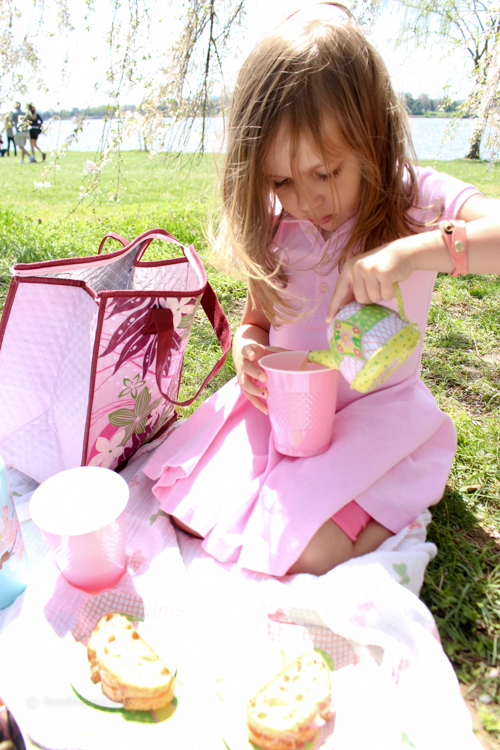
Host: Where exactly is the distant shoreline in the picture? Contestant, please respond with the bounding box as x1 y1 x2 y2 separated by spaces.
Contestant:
35 113 472 122
409 114 473 119
1 112 471 122
18 114 477 160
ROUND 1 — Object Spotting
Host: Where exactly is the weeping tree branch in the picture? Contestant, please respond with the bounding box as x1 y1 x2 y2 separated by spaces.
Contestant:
4 0 384 201
135 0 245 160
394 0 500 159
0 0 44 108
201 1 216 150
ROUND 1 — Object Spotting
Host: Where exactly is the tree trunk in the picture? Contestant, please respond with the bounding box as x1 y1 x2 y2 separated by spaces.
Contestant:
466 123 484 159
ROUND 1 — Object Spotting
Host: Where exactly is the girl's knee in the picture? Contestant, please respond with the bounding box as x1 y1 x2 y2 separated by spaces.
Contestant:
287 518 393 576
352 520 393 557
287 520 354 576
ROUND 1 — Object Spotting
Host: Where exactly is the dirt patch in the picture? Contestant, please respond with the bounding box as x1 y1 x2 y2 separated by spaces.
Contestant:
447 303 478 315
461 685 500 750
483 352 500 367
228 296 246 317
463 525 500 551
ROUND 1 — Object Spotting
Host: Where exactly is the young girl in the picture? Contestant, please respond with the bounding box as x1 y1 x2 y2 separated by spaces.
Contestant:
143 3 500 577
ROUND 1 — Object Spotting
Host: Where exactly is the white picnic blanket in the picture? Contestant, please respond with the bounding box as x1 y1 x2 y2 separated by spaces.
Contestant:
0 444 481 750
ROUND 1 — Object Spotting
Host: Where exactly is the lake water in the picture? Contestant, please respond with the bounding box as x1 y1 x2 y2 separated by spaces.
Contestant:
39 116 482 161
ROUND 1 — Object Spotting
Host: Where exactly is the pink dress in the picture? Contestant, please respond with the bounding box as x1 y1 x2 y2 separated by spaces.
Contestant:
143 167 479 575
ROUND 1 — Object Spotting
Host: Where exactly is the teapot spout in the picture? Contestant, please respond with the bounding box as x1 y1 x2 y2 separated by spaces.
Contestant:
307 350 339 369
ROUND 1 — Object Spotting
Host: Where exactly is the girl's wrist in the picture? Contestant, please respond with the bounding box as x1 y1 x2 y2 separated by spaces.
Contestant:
439 220 468 276
397 229 456 275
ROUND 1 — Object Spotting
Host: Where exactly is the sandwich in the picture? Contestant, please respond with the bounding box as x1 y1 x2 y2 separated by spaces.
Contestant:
86 612 175 711
246 651 333 750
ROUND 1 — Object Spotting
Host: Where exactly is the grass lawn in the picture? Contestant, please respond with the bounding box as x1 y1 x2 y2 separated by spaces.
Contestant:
1 150 499 745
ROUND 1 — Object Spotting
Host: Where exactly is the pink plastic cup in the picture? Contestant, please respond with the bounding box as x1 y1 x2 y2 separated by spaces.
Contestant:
29 466 129 593
260 351 340 457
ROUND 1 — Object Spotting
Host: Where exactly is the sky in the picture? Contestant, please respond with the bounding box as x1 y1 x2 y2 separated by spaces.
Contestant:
238 2 473 101
12 0 474 112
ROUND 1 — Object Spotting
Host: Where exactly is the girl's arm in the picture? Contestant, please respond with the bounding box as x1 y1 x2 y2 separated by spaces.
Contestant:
233 290 284 414
326 193 500 321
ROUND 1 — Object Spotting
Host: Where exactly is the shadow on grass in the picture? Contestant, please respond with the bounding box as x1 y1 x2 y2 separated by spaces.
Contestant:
422 485 500 684
428 329 476 353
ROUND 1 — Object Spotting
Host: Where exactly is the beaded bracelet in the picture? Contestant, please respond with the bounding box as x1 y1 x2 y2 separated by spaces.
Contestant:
439 219 468 277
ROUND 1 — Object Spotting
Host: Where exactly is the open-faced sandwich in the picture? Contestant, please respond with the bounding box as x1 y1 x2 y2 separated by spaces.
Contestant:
86 612 175 711
246 651 334 750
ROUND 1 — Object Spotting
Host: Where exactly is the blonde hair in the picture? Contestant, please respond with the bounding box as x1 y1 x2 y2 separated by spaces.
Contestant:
212 3 422 325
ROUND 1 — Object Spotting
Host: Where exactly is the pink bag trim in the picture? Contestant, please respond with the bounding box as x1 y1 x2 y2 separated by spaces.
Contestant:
13 244 142 277
97 232 129 253
0 277 20 349
82 298 108 465
16 274 99 292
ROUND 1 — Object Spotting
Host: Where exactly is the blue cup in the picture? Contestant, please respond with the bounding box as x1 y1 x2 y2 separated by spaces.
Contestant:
0 456 29 609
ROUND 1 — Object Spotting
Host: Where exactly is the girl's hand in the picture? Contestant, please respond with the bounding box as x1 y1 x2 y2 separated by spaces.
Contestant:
233 290 281 415
326 194 500 322
326 238 416 322
236 342 285 415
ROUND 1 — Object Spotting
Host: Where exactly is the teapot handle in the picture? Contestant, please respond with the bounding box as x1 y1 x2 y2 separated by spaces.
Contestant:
394 282 409 323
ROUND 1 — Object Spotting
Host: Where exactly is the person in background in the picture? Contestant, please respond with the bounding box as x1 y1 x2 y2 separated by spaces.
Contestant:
2 116 16 156
0 134 6 157
10 102 23 133
26 103 46 162
11 103 31 164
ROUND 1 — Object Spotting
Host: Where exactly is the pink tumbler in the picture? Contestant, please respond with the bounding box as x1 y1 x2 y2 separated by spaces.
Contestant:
29 466 129 592
260 351 339 457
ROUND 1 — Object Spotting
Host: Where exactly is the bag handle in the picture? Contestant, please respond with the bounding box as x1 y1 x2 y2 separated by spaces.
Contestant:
131 229 185 264
143 283 231 407
98 229 190 269
98 232 129 254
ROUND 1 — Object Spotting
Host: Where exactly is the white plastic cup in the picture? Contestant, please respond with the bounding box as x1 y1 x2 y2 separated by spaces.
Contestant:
29 466 129 593
260 351 340 458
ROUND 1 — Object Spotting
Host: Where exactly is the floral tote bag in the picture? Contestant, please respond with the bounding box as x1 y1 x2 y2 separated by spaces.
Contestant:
0 228 231 484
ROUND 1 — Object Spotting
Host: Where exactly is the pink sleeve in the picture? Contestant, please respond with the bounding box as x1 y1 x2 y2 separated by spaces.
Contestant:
413 166 480 223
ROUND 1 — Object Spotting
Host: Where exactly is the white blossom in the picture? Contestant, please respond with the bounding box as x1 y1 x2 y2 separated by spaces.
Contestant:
88 429 127 468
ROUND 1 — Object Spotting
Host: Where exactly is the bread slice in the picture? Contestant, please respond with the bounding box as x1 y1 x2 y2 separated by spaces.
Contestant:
87 612 135 684
87 612 175 711
98 682 173 711
246 651 333 750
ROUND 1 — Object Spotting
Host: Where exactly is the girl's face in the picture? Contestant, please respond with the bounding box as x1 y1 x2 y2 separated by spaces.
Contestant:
263 123 362 237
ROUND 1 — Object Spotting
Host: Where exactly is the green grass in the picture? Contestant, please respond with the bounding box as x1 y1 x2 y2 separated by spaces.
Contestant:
420 158 500 200
409 161 500 742
0 150 222 215
1 151 500 742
